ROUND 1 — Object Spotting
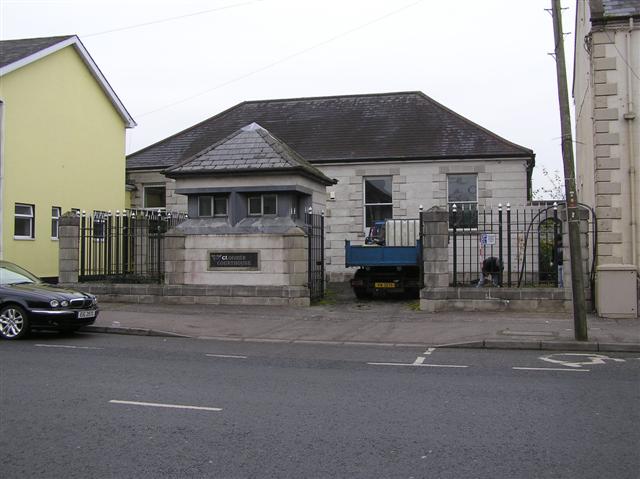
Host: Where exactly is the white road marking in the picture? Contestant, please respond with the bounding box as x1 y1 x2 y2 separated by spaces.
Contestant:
369 347 466 367
35 344 103 350
540 353 625 368
109 400 222 411
205 354 247 359
512 367 590 372
367 362 468 368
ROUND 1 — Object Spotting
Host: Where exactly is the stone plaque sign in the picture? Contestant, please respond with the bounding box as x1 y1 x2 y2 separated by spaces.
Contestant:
209 252 259 270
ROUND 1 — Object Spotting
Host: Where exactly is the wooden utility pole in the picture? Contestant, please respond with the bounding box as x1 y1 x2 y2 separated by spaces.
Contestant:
550 0 588 340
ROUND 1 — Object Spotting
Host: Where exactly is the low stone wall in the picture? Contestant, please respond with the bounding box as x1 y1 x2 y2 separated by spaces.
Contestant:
420 287 571 313
66 283 310 306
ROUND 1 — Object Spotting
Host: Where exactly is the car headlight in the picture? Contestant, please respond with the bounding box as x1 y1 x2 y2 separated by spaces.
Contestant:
50 300 59 308
61 300 69 307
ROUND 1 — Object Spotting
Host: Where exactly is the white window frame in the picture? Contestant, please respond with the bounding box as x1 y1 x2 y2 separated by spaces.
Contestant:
51 206 62 240
14 203 35 239
447 173 478 229
363 176 393 229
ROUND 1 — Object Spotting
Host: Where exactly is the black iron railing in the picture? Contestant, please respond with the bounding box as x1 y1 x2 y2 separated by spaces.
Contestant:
79 209 187 283
448 203 583 287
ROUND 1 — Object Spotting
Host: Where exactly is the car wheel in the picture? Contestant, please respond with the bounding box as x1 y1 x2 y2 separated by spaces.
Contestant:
0 304 30 340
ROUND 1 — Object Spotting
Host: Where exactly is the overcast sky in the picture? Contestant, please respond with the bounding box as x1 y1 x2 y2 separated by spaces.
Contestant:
1 0 577 194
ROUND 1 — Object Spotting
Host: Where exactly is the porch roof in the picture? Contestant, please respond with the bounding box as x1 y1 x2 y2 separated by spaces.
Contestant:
165 122 336 186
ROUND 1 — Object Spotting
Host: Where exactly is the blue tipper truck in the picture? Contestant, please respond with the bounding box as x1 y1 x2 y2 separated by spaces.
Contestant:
345 219 423 299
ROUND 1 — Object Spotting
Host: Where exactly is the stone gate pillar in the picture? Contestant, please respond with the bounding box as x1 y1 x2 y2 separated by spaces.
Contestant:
58 213 80 284
422 207 449 289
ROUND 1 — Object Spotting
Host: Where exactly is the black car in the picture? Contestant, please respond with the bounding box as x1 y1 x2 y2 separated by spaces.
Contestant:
0 261 98 340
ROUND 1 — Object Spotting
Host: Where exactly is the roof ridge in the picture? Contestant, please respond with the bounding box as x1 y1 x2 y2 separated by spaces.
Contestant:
0 34 75 43
239 90 424 105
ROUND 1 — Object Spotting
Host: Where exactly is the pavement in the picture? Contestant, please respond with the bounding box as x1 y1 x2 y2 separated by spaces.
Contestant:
84 289 640 352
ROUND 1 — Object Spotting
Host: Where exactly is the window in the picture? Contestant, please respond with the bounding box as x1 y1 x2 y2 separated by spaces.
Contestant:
51 207 61 239
364 177 392 228
143 185 166 208
448 174 478 228
15 204 34 239
263 194 277 215
198 195 227 217
248 194 277 216
248 196 261 216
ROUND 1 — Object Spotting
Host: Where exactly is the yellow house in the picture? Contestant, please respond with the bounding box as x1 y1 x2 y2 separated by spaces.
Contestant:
0 35 135 280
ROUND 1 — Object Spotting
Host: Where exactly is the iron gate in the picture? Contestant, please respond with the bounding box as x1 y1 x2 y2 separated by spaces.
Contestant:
305 211 325 301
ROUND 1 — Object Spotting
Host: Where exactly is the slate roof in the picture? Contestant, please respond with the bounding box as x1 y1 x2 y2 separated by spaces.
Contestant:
166 122 335 185
127 91 534 171
590 0 640 20
0 35 75 69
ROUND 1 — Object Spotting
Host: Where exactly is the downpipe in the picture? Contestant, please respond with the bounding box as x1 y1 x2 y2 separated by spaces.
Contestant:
625 18 638 269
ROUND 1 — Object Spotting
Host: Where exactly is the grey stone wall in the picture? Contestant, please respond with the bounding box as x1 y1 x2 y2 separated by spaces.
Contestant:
422 208 450 289
319 159 529 282
127 170 187 212
67 283 310 306
163 230 308 287
130 158 530 284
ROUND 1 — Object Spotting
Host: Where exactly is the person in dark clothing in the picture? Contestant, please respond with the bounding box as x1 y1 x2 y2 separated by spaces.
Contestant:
477 257 503 287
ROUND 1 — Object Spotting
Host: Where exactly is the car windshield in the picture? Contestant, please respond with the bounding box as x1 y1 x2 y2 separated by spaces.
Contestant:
0 262 41 286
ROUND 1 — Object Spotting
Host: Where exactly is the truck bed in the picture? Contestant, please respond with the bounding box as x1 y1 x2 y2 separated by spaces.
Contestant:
345 240 422 267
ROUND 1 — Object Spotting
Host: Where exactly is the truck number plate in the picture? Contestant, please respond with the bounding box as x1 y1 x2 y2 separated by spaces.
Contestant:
77 310 96 319
374 282 396 288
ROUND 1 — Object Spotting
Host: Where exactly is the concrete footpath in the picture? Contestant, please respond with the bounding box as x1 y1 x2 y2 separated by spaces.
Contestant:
85 298 640 352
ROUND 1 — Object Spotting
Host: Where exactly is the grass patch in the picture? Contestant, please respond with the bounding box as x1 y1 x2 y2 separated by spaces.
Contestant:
406 300 421 311
311 287 338 305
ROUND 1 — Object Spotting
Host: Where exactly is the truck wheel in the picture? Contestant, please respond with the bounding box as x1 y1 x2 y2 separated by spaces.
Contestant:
353 287 369 300
405 288 420 299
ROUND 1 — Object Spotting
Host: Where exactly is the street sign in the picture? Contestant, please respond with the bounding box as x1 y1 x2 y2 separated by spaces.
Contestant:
480 233 496 246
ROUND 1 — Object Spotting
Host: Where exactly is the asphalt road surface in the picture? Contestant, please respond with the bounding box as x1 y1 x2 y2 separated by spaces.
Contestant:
1 332 639 479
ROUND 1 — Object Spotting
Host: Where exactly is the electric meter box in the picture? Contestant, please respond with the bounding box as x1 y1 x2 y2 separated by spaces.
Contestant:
596 264 638 319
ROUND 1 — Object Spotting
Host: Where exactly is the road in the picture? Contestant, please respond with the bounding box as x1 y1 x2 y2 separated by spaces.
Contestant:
1 332 638 478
